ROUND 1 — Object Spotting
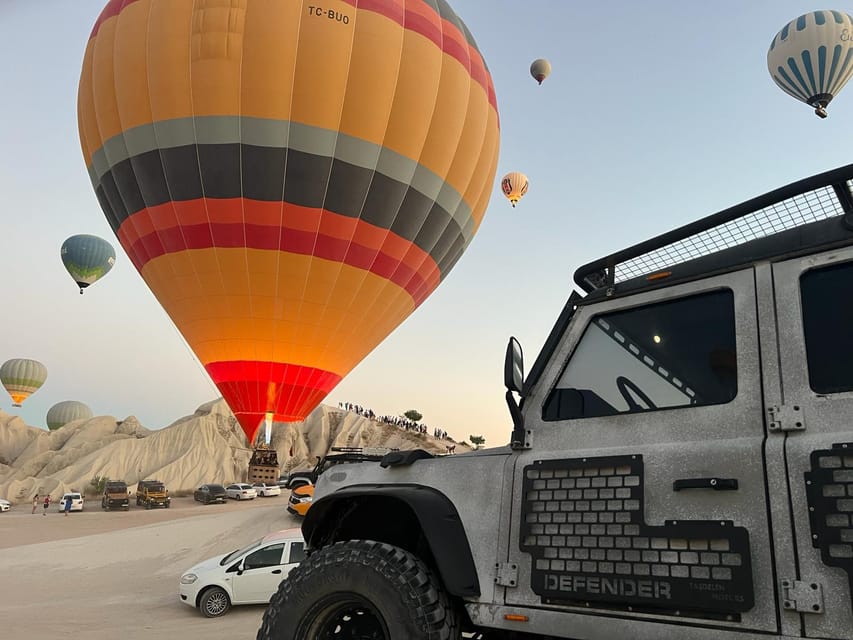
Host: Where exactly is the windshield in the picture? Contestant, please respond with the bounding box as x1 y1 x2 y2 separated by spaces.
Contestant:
220 537 264 566
147 484 165 492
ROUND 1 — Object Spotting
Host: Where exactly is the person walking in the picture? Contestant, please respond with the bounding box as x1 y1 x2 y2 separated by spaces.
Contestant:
63 494 72 516
42 494 51 515
32 493 39 514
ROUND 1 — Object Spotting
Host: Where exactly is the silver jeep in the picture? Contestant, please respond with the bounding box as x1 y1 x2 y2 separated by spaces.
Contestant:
258 165 853 640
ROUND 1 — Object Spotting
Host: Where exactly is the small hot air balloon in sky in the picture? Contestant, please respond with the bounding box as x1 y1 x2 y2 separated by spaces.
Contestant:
530 58 551 85
501 172 529 208
768 10 853 118
78 0 500 444
47 400 94 430
1 358 47 407
61 234 116 294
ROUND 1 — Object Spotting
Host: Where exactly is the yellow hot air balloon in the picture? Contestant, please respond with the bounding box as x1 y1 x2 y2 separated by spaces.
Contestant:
768 10 853 118
78 0 500 444
530 58 551 85
501 172 529 208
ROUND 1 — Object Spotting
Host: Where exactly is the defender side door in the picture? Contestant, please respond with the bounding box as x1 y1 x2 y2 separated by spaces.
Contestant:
772 247 853 638
504 270 779 637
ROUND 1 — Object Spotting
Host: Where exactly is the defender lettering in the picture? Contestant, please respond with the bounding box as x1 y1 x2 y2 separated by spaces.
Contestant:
544 574 672 600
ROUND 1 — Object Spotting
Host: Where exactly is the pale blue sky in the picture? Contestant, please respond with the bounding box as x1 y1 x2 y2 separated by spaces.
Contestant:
1 1 851 446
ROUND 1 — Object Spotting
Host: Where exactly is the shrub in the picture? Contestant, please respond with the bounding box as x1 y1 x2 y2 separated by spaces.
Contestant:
87 475 110 496
469 435 486 450
403 409 423 423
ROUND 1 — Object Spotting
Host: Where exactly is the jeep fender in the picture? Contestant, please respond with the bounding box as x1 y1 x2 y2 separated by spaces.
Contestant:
302 483 480 597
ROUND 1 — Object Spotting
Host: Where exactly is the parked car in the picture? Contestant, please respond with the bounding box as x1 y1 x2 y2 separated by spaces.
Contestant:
101 480 130 511
252 482 281 497
57 492 84 512
287 484 313 517
179 528 306 617
193 484 227 505
287 447 392 490
276 476 289 489
136 479 171 509
0 498 10 512
225 483 257 500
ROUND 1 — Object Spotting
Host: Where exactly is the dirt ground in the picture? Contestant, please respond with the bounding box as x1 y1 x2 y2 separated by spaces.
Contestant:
0 494 303 639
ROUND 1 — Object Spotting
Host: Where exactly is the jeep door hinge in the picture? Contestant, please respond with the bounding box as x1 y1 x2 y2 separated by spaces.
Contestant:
767 404 806 433
781 579 824 614
494 562 519 588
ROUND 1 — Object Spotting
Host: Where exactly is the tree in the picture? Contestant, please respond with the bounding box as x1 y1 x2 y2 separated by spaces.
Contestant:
403 409 423 423
88 475 110 496
469 435 486 450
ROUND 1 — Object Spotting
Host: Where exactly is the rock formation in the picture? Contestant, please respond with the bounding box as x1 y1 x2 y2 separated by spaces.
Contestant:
0 398 464 503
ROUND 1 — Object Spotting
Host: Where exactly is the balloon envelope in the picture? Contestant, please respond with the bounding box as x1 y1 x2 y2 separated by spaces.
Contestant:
0 358 47 407
767 10 853 117
78 0 500 443
530 58 551 85
61 234 116 293
501 172 529 207
46 400 94 430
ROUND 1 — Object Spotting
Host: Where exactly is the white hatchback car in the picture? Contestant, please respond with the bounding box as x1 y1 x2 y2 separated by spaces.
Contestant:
57 493 84 512
252 482 281 497
0 498 10 512
179 528 306 617
225 483 257 500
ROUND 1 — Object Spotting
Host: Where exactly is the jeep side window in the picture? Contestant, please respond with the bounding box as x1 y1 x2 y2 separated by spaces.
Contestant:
543 289 737 420
243 543 285 570
801 260 853 393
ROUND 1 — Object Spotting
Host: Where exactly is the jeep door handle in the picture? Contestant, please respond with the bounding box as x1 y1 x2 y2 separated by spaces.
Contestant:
673 477 738 491
271 569 282 574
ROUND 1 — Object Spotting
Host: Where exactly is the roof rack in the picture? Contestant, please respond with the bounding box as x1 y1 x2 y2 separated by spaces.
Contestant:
574 164 853 293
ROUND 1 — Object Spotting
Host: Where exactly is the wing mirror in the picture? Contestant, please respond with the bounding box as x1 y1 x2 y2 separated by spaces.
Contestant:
226 561 242 574
504 337 526 449
504 337 524 394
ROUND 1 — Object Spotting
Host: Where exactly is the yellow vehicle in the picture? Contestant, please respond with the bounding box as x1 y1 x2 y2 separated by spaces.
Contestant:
287 484 314 517
136 479 171 509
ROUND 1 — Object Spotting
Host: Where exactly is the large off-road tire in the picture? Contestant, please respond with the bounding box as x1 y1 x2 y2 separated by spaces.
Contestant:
257 540 459 640
199 586 231 618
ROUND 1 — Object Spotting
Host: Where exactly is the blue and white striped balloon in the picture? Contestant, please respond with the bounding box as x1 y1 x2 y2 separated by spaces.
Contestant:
768 10 853 117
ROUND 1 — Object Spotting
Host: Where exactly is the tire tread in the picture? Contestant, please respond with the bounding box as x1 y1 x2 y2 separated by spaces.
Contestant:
257 540 459 639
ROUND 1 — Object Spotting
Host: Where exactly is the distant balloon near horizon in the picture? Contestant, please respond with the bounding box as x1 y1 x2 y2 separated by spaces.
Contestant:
61 234 116 294
78 0 500 444
46 400 94 430
768 10 853 118
0 358 47 407
501 172 529 208
530 58 551 85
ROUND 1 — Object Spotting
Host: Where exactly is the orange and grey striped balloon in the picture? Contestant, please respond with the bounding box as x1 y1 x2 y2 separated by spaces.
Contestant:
78 0 500 443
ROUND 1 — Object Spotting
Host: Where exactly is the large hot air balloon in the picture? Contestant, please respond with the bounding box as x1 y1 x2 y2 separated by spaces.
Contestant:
61 234 116 294
0 358 47 407
501 172 529 208
530 58 551 85
78 0 500 444
768 10 853 118
46 400 94 430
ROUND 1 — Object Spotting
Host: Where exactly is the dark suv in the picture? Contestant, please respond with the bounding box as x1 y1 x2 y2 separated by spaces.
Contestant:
193 484 227 505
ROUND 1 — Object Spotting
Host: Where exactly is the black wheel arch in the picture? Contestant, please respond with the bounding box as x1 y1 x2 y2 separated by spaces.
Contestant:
302 484 480 597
